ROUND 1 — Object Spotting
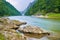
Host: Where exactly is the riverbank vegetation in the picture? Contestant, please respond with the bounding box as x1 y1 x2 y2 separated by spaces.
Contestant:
47 13 60 18
0 33 5 40
25 0 60 18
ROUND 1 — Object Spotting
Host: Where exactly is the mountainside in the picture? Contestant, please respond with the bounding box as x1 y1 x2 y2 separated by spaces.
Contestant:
24 1 36 15
22 1 36 16
0 0 21 16
25 0 60 16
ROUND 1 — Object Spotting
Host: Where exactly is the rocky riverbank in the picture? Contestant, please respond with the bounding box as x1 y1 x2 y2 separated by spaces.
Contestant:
0 17 27 40
0 17 59 40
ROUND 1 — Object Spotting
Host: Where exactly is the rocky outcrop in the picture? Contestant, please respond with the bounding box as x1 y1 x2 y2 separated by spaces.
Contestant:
0 17 27 40
0 29 26 40
18 25 50 39
0 17 50 40
18 25 47 34
0 17 26 30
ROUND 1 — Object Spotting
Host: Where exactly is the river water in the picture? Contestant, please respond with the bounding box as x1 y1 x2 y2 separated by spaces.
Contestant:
8 16 60 40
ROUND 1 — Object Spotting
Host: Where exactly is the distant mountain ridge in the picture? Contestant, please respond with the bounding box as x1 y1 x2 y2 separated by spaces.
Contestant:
0 0 21 16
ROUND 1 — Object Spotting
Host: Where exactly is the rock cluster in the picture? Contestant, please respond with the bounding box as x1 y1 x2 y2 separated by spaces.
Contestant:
0 17 50 40
0 17 26 40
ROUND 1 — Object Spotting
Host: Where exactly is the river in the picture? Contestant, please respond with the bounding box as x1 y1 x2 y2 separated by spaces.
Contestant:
8 16 60 40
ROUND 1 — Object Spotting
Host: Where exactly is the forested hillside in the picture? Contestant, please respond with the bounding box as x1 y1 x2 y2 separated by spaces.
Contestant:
0 0 21 17
25 0 60 16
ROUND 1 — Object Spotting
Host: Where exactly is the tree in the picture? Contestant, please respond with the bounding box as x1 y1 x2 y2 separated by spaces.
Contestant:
25 0 60 15
0 0 21 17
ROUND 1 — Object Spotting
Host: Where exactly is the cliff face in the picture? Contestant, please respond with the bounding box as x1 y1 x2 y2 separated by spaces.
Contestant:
0 0 21 16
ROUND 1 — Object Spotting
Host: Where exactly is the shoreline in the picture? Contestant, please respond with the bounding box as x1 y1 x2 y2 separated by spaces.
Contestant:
32 15 60 19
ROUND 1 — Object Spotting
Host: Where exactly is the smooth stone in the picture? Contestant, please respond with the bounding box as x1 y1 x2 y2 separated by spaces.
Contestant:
18 25 50 38
18 25 49 34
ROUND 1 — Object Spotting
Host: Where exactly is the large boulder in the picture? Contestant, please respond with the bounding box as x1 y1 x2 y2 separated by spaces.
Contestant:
18 25 50 34
18 25 50 38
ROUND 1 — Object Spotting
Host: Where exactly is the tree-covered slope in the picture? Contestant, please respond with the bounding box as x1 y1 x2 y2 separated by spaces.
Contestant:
25 0 60 15
0 0 21 16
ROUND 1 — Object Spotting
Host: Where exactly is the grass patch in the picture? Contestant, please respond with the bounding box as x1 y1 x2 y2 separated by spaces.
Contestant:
47 13 60 18
0 33 5 40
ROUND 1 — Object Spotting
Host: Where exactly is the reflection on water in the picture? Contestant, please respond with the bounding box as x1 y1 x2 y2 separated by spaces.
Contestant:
24 33 49 39
23 32 60 40
26 36 49 40
8 16 60 40
24 33 49 40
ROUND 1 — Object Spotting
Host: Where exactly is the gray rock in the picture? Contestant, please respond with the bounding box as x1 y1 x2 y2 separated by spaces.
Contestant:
18 25 50 35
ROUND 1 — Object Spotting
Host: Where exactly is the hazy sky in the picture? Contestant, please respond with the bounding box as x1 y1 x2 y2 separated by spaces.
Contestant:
6 0 34 11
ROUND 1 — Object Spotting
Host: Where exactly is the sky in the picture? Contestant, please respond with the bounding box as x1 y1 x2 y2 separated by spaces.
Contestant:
6 0 34 11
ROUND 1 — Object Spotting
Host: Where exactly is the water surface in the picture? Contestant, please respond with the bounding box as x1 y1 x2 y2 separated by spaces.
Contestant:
8 16 60 40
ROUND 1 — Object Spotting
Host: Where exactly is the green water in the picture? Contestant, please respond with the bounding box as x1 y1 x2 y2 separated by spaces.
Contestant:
8 16 60 40
8 16 60 32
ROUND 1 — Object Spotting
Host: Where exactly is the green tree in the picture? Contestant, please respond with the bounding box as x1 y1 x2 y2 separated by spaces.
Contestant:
25 0 60 15
0 0 21 17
